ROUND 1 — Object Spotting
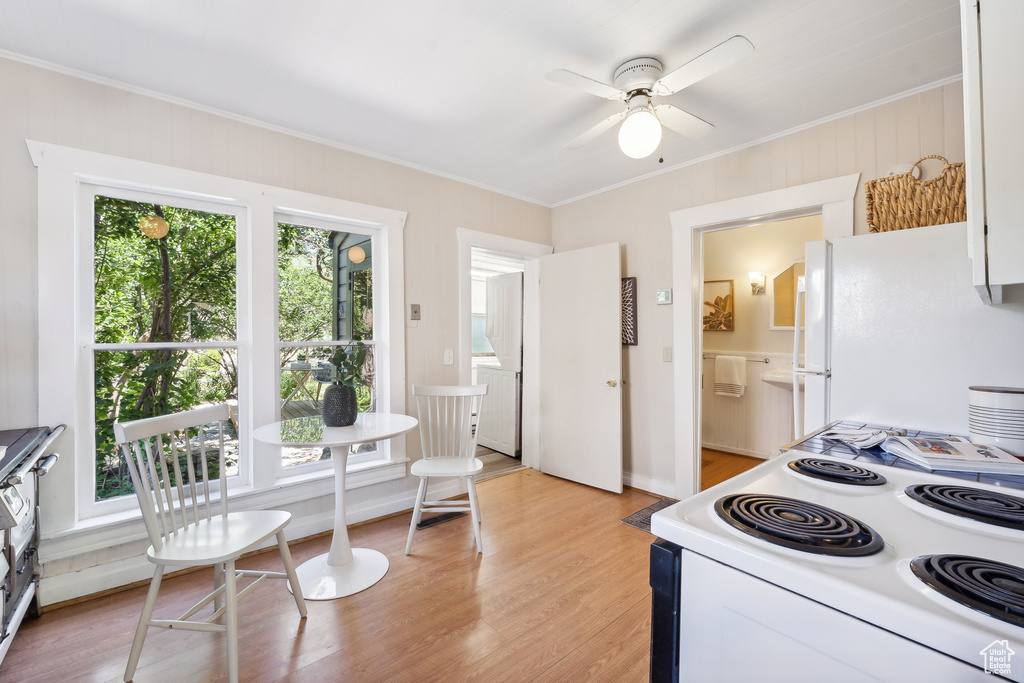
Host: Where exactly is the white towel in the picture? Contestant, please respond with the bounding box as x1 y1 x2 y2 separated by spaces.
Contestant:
714 356 746 398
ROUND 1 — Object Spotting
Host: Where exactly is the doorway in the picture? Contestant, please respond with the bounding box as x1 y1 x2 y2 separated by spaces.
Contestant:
669 174 860 499
470 247 525 462
455 228 552 471
456 230 623 489
699 216 823 489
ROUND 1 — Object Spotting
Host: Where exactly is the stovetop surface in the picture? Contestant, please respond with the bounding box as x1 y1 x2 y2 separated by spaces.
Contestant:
651 438 1024 678
0 427 49 480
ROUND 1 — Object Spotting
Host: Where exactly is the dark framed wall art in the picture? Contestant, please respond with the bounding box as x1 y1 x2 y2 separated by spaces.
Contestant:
621 276 637 345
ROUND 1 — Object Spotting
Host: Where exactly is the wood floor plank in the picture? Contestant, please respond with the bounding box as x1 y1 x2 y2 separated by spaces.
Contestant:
701 447 763 490
531 593 652 682
5 469 660 682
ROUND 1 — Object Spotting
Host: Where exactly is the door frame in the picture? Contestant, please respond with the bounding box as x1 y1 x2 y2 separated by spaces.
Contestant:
668 175 859 499
456 228 552 470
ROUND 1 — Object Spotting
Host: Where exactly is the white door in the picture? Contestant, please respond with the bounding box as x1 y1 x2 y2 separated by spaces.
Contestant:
796 239 832 433
538 243 623 493
477 272 523 456
486 272 523 371
476 365 519 455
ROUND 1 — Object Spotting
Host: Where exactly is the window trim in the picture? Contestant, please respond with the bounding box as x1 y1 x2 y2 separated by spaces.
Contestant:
84 184 248 516
273 212 383 473
30 140 408 532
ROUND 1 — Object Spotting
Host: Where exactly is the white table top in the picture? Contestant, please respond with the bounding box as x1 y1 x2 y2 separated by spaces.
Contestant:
253 412 418 448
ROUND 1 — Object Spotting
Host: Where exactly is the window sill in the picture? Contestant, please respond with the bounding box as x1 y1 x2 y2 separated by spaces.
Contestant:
42 457 409 563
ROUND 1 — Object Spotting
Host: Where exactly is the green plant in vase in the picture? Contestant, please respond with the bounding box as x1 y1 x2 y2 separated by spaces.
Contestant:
322 342 368 426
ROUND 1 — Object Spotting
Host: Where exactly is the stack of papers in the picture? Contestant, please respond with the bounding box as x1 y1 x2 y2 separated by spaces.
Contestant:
819 428 907 450
881 436 1024 475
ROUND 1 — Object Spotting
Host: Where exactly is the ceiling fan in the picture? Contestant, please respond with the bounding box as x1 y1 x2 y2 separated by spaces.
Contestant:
546 35 754 159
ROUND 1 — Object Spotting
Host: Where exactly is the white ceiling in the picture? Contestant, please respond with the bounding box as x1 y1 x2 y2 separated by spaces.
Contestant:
0 0 962 207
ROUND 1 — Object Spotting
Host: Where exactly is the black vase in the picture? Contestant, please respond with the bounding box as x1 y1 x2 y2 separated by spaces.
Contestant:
322 383 358 427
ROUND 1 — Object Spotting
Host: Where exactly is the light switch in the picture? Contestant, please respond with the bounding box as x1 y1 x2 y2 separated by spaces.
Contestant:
663 347 673 362
443 349 454 365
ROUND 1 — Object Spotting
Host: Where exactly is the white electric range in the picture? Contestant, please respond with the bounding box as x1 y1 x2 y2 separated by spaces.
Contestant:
650 425 1024 682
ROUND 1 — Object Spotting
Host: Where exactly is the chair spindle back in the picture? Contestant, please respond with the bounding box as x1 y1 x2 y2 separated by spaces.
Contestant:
411 385 487 462
114 404 232 550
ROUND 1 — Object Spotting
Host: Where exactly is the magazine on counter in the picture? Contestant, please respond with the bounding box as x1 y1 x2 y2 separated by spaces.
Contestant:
881 436 1024 474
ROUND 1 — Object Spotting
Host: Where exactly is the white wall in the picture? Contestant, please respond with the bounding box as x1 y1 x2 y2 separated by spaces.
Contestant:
551 83 966 495
0 57 551 603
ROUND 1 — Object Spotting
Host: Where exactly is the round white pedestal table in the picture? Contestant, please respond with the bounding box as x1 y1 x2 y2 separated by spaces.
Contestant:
253 412 418 600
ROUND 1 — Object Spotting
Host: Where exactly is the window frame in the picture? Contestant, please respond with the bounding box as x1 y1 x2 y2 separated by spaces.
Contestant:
274 211 384 472
31 141 408 531
83 183 248 516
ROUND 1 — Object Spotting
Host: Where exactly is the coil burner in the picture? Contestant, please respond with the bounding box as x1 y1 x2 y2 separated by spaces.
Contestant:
911 554 1024 628
905 484 1024 531
714 493 884 557
788 458 887 486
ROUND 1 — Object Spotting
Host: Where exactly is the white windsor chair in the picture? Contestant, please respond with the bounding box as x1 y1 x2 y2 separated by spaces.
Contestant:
406 384 488 555
114 404 306 683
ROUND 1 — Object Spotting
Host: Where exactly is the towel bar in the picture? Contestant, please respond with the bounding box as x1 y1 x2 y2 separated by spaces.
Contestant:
702 354 769 364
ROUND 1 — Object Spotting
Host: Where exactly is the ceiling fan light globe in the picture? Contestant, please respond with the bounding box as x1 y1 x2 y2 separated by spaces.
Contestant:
618 109 662 159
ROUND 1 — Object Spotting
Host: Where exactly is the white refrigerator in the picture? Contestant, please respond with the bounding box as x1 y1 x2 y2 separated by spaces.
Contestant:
804 221 1024 437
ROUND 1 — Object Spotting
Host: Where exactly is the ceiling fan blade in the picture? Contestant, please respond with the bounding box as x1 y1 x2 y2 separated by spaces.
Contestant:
655 104 714 140
566 110 627 148
653 35 754 96
546 69 627 101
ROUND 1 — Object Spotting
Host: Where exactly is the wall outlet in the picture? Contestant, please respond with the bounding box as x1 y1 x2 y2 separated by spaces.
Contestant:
443 349 454 365
410 303 421 320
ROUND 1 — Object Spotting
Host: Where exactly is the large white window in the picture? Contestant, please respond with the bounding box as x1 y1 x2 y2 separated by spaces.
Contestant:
90 187 244 502
31 141 407 529
275 214 381 470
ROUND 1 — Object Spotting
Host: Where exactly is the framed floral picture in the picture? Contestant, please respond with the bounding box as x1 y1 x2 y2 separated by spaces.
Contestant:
703 280 734 331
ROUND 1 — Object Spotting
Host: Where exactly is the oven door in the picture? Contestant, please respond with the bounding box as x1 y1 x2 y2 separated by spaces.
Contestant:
6 474 35 560
679 551 992 682
6 473 36 626
0 546 8 633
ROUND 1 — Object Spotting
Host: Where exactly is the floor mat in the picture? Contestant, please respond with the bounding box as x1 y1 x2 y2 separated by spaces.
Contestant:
620 498 677 533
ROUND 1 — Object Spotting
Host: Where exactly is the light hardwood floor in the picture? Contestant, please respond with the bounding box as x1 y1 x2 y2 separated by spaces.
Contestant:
5 469 660 682
700 448 763 490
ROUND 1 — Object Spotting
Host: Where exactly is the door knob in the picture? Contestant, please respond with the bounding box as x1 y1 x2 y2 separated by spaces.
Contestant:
607 380 618 387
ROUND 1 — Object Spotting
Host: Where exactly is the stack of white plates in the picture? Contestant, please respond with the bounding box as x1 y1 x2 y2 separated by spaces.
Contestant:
969 386 1024 457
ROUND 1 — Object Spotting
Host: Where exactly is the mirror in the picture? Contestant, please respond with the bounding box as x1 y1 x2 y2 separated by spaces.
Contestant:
770 260 805 329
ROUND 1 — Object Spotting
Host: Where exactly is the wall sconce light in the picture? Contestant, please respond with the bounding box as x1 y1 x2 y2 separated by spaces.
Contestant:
348 245 366 264
748 271 766 294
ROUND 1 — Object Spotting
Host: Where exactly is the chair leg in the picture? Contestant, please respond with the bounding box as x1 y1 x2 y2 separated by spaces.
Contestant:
467 476 483 554
124 565 164 682
276 530 307 618
405 477 428 555
213 562 225 613
224 559 240 683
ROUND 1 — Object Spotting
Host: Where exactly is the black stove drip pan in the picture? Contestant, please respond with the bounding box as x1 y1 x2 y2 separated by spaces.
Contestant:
911 554 1024 629
714 493 884 557
788 457 887 486
905 484 1024 531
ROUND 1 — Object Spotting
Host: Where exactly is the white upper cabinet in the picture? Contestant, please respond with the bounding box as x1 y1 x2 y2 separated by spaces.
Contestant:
961 0 1024 304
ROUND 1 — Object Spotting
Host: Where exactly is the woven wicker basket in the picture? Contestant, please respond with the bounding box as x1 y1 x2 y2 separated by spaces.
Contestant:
865 155 966 232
